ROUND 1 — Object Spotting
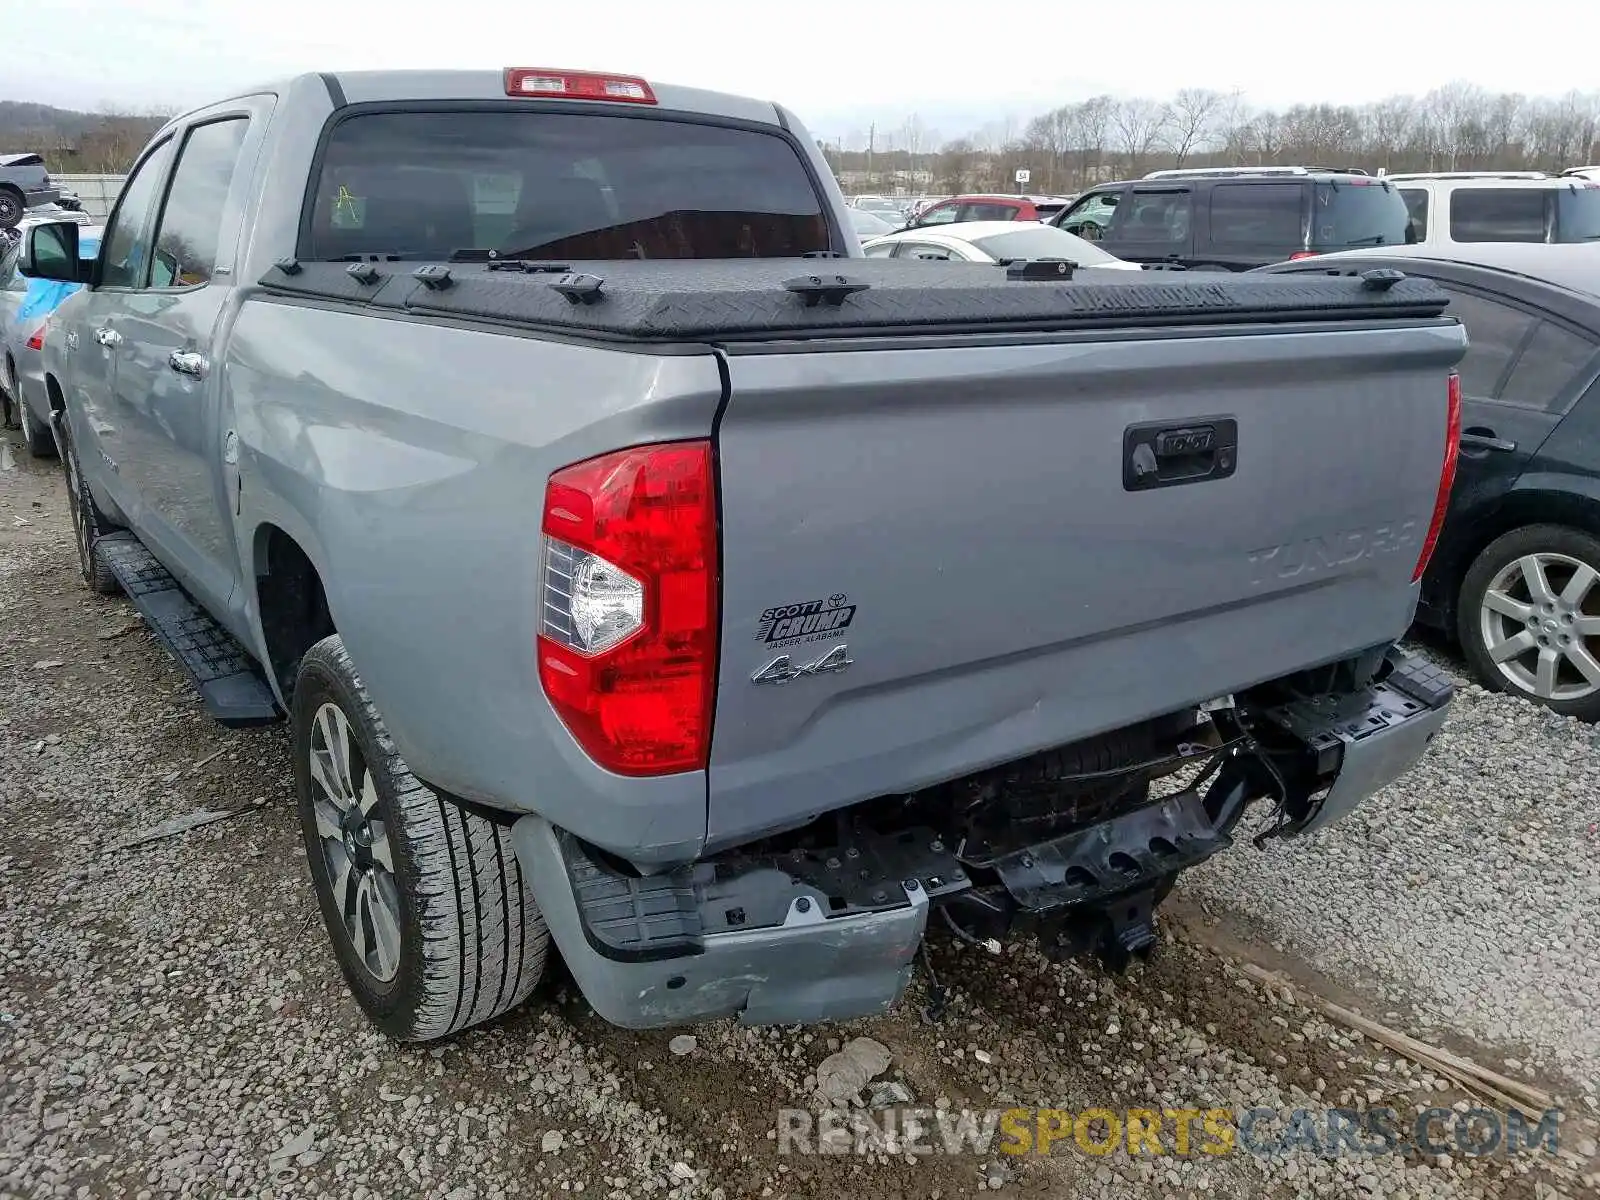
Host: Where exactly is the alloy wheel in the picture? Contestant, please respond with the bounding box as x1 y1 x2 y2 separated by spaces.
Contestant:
1478 551 1600 701
308 701 403 983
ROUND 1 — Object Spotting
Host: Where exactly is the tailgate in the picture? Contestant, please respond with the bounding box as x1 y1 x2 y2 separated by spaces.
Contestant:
706 321 1465 849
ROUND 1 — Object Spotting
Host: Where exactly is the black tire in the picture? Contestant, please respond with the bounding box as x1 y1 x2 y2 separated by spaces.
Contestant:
1458 523 1600 722
293 635 549 1042
0 188 22 231
56 413 121 595
19 393 56 458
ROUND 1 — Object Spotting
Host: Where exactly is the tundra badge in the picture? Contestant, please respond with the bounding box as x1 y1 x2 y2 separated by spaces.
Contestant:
751 644 852 686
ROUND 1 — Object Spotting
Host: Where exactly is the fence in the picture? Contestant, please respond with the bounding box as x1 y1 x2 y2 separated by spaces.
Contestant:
53 174 125 220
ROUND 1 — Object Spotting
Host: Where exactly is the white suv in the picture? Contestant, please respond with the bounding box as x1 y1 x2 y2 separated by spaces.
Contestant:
1384 172 1600 250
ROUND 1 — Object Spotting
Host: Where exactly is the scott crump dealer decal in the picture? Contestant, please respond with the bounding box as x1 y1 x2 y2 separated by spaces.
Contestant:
755 593 857 647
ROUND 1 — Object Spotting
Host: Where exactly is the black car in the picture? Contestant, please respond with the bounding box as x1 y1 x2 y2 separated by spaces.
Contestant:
0 153 62 230
1049 166 1414 271
1262 243 1600 719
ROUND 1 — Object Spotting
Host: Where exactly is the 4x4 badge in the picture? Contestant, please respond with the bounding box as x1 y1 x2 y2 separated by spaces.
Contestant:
751 644 852 686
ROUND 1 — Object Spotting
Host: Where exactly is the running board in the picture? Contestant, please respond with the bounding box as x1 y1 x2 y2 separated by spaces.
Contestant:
95 533 281 727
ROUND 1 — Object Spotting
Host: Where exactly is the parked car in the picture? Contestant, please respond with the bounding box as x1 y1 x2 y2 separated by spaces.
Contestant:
1260 242 1600 718
847 207 900 243
1048 166 1414 270
2 226 102 455
19 65 1458 1043
848 194 906 218
861 220 1141 269
1380 173 1600 251
0 153 62 229
903 194 1049 228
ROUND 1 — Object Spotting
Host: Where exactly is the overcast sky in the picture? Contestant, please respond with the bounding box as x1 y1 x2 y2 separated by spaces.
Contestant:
5 0 1596 142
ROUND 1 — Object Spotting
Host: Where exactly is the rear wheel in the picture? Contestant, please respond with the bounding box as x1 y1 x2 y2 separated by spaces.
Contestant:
1458 524 1600 721
0 188 22 230
56 413 121 595
293 635 550 1041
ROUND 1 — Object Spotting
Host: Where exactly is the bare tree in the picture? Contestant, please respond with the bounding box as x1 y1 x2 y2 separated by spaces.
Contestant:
1111 98 1170 174
1162 88 1231 167
817 80 1600 197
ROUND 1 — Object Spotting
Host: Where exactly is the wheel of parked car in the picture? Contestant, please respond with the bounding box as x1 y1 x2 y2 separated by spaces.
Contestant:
0 187 23 230
55 413 122 595
1458 524 1600 721
292 634 550 1042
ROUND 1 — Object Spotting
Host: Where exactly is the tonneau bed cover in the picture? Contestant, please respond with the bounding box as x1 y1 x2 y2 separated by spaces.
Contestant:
259 258 1452 342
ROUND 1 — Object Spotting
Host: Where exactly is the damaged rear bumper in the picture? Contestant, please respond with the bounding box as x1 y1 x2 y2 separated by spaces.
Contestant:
514 647 1453 1030
511 817 965 1029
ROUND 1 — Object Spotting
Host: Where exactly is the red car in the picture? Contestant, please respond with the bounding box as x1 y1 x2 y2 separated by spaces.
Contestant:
904 194 1057 229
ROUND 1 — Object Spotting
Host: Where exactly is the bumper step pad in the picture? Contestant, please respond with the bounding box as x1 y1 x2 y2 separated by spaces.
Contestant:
96 533 280 727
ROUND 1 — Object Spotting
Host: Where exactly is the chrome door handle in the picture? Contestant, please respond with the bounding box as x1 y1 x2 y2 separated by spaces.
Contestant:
93 327 121 348
168 350 209 379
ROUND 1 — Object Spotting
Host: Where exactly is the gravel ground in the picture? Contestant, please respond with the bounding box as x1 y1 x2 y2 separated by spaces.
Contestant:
1 430 1595 1199
1188 662 1600 1095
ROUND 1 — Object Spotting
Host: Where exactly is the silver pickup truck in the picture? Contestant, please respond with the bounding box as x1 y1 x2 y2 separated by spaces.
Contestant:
17 67 1463 1042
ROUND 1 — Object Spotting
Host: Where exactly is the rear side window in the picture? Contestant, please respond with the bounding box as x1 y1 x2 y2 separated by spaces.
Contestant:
1499 321 1599 412
1308 181 1412 249
1449 189 1547 243
959 202 1020 221
304 109 830 260
1555 187 1600 242
1207 184 1303 246
1439 287 1536 398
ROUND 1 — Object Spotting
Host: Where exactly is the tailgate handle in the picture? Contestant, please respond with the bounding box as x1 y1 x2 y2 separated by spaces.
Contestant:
1123 417 1238 491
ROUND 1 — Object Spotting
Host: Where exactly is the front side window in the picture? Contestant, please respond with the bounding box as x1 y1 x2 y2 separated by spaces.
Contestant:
1449 189 1548 243
1107 190 1192 244
99 139 176 288
304 109 830 260
148 118 250 289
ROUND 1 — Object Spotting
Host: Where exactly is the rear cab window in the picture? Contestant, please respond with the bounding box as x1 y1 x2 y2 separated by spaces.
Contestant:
1308 180 1412 251
302 108 834 261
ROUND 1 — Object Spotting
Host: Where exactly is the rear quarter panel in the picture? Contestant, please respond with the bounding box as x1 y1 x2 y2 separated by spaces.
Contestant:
226 300 725 862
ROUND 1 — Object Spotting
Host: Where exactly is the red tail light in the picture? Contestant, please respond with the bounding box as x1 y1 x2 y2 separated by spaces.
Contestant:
1412 372 1461 583
1288 251 1319 261
504 67 657 105
537 441 718 775
25 325 45 352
